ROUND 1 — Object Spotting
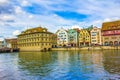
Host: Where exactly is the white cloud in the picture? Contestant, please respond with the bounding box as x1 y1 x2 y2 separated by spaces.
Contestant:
0 0 9 4
21 0 31 6
28 15 34 19
12 30 21 36
71 25 82 29
1 0 120 37
1 15 14 21
14 6 25 14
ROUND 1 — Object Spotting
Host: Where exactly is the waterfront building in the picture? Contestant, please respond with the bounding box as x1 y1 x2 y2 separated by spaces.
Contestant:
102 20 120 46
68 28 79 47
18 27 53 51
56 28 68 47
90 27 102 45
6 38 18 50
0 36 7 48
79 29 91 46
51 34 57 48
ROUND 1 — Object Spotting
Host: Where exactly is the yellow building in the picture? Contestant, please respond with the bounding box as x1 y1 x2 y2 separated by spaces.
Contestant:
91 27 102 45
102 20 120 46
51 34 57 48
18 27 53 51
79 29 91 46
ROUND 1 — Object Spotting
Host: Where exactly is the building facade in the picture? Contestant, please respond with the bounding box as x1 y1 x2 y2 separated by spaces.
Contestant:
79 29 91 46
0 37 7 48
56 28 68 47
51 34 57 48
102 20 120 46
18 27 53 51
91 27 102 45
68 29 79 47
6 38 18 50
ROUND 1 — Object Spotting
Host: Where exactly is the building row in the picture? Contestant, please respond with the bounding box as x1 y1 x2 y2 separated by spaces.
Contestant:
56 20 120 47
2 20 119 51
56 27 101 47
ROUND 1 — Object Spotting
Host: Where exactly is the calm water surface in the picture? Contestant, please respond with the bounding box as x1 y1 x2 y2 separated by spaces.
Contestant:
0 50 120 80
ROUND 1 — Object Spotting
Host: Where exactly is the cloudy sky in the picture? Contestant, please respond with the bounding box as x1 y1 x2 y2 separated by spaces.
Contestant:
0 0 120 38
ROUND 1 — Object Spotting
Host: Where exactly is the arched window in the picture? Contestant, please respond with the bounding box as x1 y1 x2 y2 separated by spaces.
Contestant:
109 41 113 46
104 41 108 46
114 41 118 46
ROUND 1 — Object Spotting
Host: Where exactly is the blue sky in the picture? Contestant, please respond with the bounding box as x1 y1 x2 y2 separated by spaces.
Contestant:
0 0 120 38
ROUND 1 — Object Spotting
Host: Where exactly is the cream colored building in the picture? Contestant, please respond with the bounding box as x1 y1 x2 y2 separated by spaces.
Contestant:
91 27 102 45
102 20 120 46
18 27 53 51
56 28 68 47
6 38 18 49
79 29 91 46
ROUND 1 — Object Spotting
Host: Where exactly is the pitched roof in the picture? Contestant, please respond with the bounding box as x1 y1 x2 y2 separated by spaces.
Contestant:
102 20 120 31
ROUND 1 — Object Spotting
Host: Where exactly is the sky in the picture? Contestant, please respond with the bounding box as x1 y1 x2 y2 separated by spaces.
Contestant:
0 0 120 38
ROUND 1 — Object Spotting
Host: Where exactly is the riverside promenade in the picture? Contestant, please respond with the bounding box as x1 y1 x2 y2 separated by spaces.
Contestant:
52 46 120 51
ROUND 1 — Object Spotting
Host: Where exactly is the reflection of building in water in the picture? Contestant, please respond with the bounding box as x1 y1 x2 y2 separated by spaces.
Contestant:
91 51 103 66
91 51 106 74
78 51 93 73
102 50 120 74
18 52 53 75
57 51 69 66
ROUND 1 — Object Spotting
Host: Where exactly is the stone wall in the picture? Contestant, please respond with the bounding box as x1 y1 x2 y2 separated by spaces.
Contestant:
52 46 120 51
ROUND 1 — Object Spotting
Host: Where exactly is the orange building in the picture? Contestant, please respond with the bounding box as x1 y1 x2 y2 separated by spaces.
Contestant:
102 20 120 46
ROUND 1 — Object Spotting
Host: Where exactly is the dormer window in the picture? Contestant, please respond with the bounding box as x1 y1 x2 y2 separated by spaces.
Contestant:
34 30 37 32
43 29 46 32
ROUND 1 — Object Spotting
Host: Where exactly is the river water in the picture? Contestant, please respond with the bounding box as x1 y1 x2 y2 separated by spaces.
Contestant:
0 50 120 80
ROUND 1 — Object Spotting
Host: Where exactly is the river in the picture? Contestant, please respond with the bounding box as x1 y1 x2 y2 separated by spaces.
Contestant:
0 50 120 80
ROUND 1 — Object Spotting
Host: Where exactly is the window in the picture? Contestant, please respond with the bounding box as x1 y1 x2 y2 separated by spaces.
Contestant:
111 37 117 39
92 40 96 42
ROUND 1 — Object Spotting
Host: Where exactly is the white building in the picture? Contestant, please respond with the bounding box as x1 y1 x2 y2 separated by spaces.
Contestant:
90 27 102 45
56 28 68 47
0 36 7 48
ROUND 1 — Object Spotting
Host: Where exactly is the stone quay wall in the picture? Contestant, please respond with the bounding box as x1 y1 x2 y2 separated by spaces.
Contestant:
52 46 120 51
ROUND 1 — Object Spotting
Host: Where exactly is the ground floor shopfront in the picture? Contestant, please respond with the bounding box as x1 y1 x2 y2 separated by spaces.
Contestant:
102 35 120 46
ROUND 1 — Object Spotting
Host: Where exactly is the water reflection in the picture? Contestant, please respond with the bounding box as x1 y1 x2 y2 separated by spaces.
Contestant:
102 50 120 75
3 50 119 80
19 52 55 76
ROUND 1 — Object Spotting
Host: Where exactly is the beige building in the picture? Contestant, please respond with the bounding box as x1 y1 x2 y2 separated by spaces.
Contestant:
6 38 18 49
79 29 91 46
18 27 53 51
91 27 102 45
102 20 120 46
